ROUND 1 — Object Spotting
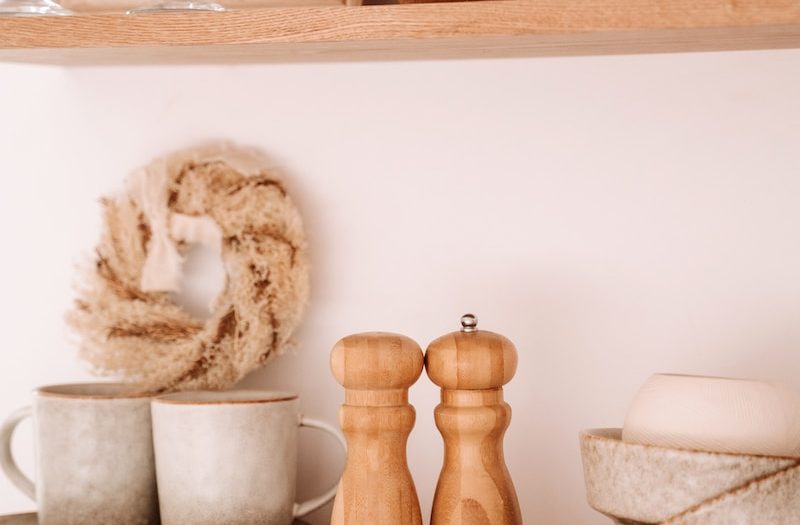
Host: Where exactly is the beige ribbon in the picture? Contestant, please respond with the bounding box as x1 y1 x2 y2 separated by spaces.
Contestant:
128 160 222 293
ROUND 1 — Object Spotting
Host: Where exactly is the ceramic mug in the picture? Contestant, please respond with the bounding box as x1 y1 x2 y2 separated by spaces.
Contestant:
151 390 346 525
0 383 158 525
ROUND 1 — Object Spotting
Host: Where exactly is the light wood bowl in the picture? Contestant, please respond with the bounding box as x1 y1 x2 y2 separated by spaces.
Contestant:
580 428 800 524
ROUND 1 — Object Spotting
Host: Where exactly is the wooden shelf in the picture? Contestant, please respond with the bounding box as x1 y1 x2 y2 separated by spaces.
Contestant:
1 0 800 65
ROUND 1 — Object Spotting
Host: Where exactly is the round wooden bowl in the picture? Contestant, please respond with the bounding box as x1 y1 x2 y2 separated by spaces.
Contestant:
580 428 800 524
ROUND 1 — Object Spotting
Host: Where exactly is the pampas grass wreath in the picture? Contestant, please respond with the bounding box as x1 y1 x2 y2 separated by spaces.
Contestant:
67 143 309 393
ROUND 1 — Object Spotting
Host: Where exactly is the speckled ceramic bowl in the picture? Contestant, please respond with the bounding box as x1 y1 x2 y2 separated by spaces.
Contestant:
580 428 800 524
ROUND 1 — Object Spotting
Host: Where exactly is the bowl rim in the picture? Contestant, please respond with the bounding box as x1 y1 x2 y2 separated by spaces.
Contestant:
580 427 800 461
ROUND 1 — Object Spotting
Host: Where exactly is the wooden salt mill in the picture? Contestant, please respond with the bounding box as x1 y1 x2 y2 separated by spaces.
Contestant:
425 314 523 525
329 332 424 525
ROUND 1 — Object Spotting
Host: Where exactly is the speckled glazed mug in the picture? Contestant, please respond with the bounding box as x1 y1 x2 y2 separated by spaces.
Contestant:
0 383 159 525
151 390 346 525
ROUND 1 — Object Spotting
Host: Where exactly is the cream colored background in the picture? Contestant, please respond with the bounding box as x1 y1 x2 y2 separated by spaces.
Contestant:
1 50 800 524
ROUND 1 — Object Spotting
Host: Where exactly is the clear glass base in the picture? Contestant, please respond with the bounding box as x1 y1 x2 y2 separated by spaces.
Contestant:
0 0 71 15
126 0 224 13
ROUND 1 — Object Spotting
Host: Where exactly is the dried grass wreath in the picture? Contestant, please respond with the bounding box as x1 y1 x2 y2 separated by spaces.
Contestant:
67 143 309 393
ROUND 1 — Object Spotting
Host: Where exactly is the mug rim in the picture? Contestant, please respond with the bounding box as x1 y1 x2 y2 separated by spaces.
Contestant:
153 389 298 405
36 382 149 399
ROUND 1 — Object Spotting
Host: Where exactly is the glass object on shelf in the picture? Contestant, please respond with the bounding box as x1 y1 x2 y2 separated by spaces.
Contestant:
126 0 223 13
0 0 71 15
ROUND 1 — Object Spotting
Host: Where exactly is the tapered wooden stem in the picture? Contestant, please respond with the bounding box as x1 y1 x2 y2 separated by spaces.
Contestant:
432 389 521 524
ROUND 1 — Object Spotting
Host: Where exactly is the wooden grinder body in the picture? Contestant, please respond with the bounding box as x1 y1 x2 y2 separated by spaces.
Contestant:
425 317 523 525
330 332 423 525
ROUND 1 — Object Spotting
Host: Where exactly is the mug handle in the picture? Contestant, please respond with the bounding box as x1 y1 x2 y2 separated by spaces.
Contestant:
0 406 35 501
293 416 346 519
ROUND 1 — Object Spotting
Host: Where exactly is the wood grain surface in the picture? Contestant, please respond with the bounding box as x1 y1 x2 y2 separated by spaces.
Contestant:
425 324 522 525
0 0 799 64
330 332 423 525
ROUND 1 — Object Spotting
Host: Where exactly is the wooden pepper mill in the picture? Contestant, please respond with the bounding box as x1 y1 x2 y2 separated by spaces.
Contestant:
329 332 424 525
425 314 523 525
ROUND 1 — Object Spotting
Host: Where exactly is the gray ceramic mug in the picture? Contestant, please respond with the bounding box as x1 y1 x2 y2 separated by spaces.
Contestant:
151 390 345 525
0 383 159 525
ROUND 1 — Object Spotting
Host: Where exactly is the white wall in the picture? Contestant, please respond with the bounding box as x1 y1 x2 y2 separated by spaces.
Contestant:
1 49 800 524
